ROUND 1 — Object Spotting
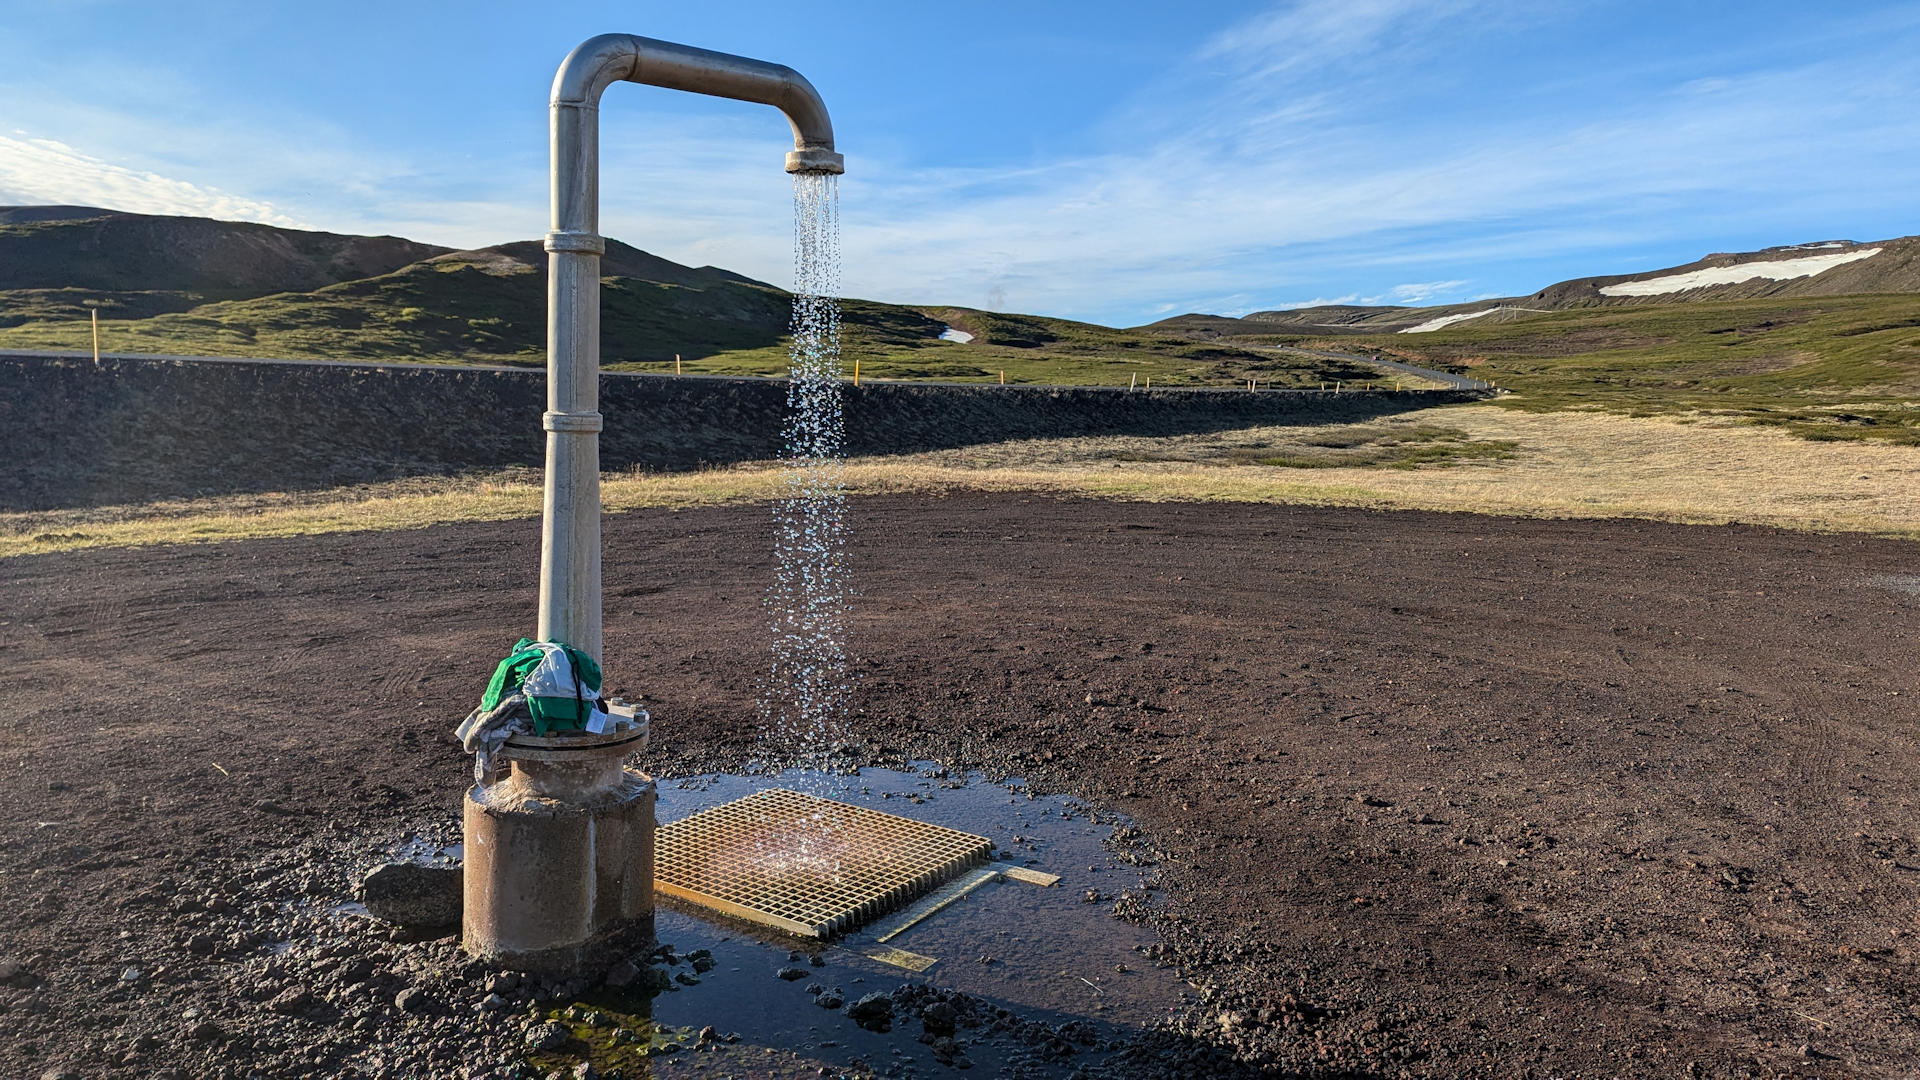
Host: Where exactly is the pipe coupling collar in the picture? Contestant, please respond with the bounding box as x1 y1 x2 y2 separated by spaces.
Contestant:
785 148 845 175
545 230 607 255
543 411 604 433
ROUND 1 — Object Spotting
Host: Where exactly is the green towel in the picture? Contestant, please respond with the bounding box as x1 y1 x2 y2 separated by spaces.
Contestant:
479 638 603 735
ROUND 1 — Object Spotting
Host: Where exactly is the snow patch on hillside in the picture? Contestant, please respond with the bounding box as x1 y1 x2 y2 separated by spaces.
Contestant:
1600 248 1880 297
939 326 974 343
1400 307 1502 334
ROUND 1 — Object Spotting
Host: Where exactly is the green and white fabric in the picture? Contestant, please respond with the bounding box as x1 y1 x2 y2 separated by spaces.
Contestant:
479 638 604 734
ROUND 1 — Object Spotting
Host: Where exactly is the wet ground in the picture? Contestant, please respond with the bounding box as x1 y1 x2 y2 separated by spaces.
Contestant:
520 766 1184 1078
4 494 1919 1078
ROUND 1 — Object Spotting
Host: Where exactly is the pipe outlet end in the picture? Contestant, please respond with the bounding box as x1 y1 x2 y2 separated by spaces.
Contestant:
785 148 845 175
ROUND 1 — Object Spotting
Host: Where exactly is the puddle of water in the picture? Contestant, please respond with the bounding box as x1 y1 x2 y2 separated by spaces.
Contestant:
588 765 1184 1077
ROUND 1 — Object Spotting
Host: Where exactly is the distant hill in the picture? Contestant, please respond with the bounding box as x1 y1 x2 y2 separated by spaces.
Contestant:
0 206 448 295
1148 236 1920 337
0 206 1368 388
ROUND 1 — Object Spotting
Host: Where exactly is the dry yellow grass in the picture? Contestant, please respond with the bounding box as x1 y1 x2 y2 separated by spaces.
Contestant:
3 403 1916 559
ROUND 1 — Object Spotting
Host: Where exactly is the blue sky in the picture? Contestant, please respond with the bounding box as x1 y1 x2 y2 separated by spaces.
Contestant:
1 1 1916 326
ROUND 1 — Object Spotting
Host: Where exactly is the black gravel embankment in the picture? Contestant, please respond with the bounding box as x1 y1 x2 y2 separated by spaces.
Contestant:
0 353 1482 510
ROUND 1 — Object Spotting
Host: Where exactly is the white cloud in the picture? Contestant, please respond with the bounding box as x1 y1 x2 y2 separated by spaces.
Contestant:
0 134 304 226
1389 280 1470 304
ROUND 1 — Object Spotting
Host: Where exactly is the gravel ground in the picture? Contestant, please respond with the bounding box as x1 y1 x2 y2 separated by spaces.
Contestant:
2 494 1917 1078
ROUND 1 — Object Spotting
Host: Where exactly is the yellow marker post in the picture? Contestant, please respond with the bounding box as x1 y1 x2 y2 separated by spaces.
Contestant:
89 305 100 362
853 359 860 386
675 353 682 375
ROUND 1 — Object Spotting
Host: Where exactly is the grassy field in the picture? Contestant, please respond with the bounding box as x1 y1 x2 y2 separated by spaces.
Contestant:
1296 293 1920 444
7 401 1914 559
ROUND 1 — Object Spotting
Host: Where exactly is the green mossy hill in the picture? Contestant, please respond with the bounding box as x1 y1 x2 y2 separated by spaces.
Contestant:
1226 294 1920 444
0 208 446 318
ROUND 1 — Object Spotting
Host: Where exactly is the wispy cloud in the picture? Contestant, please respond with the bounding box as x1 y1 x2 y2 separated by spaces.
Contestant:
0 134 304 225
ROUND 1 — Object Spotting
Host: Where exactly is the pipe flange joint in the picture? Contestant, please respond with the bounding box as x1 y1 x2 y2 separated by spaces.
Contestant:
545 230 606 255
543 411 604 433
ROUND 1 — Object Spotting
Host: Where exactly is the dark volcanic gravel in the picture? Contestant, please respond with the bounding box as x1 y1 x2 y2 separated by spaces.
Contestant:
2 494 1917 1078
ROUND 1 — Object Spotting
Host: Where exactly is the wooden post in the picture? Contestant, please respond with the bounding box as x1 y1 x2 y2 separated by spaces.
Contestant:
90 306 99 362
675 353 681 375
1130 372 1137 390
999 370 1005 385
1144 375 1150 389
853 359 860 386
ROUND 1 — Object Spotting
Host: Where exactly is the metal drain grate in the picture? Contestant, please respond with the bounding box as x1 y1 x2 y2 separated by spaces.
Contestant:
654 789 994 938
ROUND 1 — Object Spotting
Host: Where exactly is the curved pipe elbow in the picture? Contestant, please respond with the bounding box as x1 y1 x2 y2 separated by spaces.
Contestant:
552 33 843 174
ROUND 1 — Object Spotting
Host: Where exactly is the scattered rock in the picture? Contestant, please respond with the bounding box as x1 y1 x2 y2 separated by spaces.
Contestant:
816 992 844 1009
603 958 640 989
477 993 509 1013
776 966 808 981
847 992 894 1031
185 1019 224 1042
359 862 462 928
266 986 315 1014
697 1024 717 1043
921 1000 958 1036
525 1021 570 1052
393 986 428 1013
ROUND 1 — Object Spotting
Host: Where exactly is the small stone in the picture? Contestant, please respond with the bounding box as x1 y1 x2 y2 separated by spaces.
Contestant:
674 971 699 986
477 993 509 1013
185 1019 224 1042
952 1054 973 1070
483 972 521 994
816 992 844 1010
806 982 825 995
807 953 825 967
394 986 428 1013
119 966 143 984
691 956 716 973
698 1025 717 1043
776 966 808 981
185 934 216 956
360 863 462 928
525 1021 570 1051
267 986 315 1014
571 1063 597 1080
603 959 640 989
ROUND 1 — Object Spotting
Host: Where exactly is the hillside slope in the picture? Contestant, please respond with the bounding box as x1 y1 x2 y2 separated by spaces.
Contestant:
0 207 1373 388
0 207 450 325
1151 236 1920 337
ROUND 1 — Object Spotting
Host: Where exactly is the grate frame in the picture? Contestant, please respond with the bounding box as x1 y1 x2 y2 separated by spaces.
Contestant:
654 788 993 938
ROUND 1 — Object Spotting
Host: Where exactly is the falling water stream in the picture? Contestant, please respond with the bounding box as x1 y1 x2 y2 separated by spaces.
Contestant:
763 173 850 776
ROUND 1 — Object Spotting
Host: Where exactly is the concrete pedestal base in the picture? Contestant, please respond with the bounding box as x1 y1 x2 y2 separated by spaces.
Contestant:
462 729 654 977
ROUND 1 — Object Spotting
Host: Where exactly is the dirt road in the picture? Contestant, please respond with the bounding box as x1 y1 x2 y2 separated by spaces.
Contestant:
3 495 1916 1077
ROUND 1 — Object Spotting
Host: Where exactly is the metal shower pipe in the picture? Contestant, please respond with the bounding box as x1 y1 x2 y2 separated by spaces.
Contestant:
539 34 845 662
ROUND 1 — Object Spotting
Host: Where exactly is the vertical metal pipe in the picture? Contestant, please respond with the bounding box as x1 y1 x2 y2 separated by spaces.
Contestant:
540 92 606 661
